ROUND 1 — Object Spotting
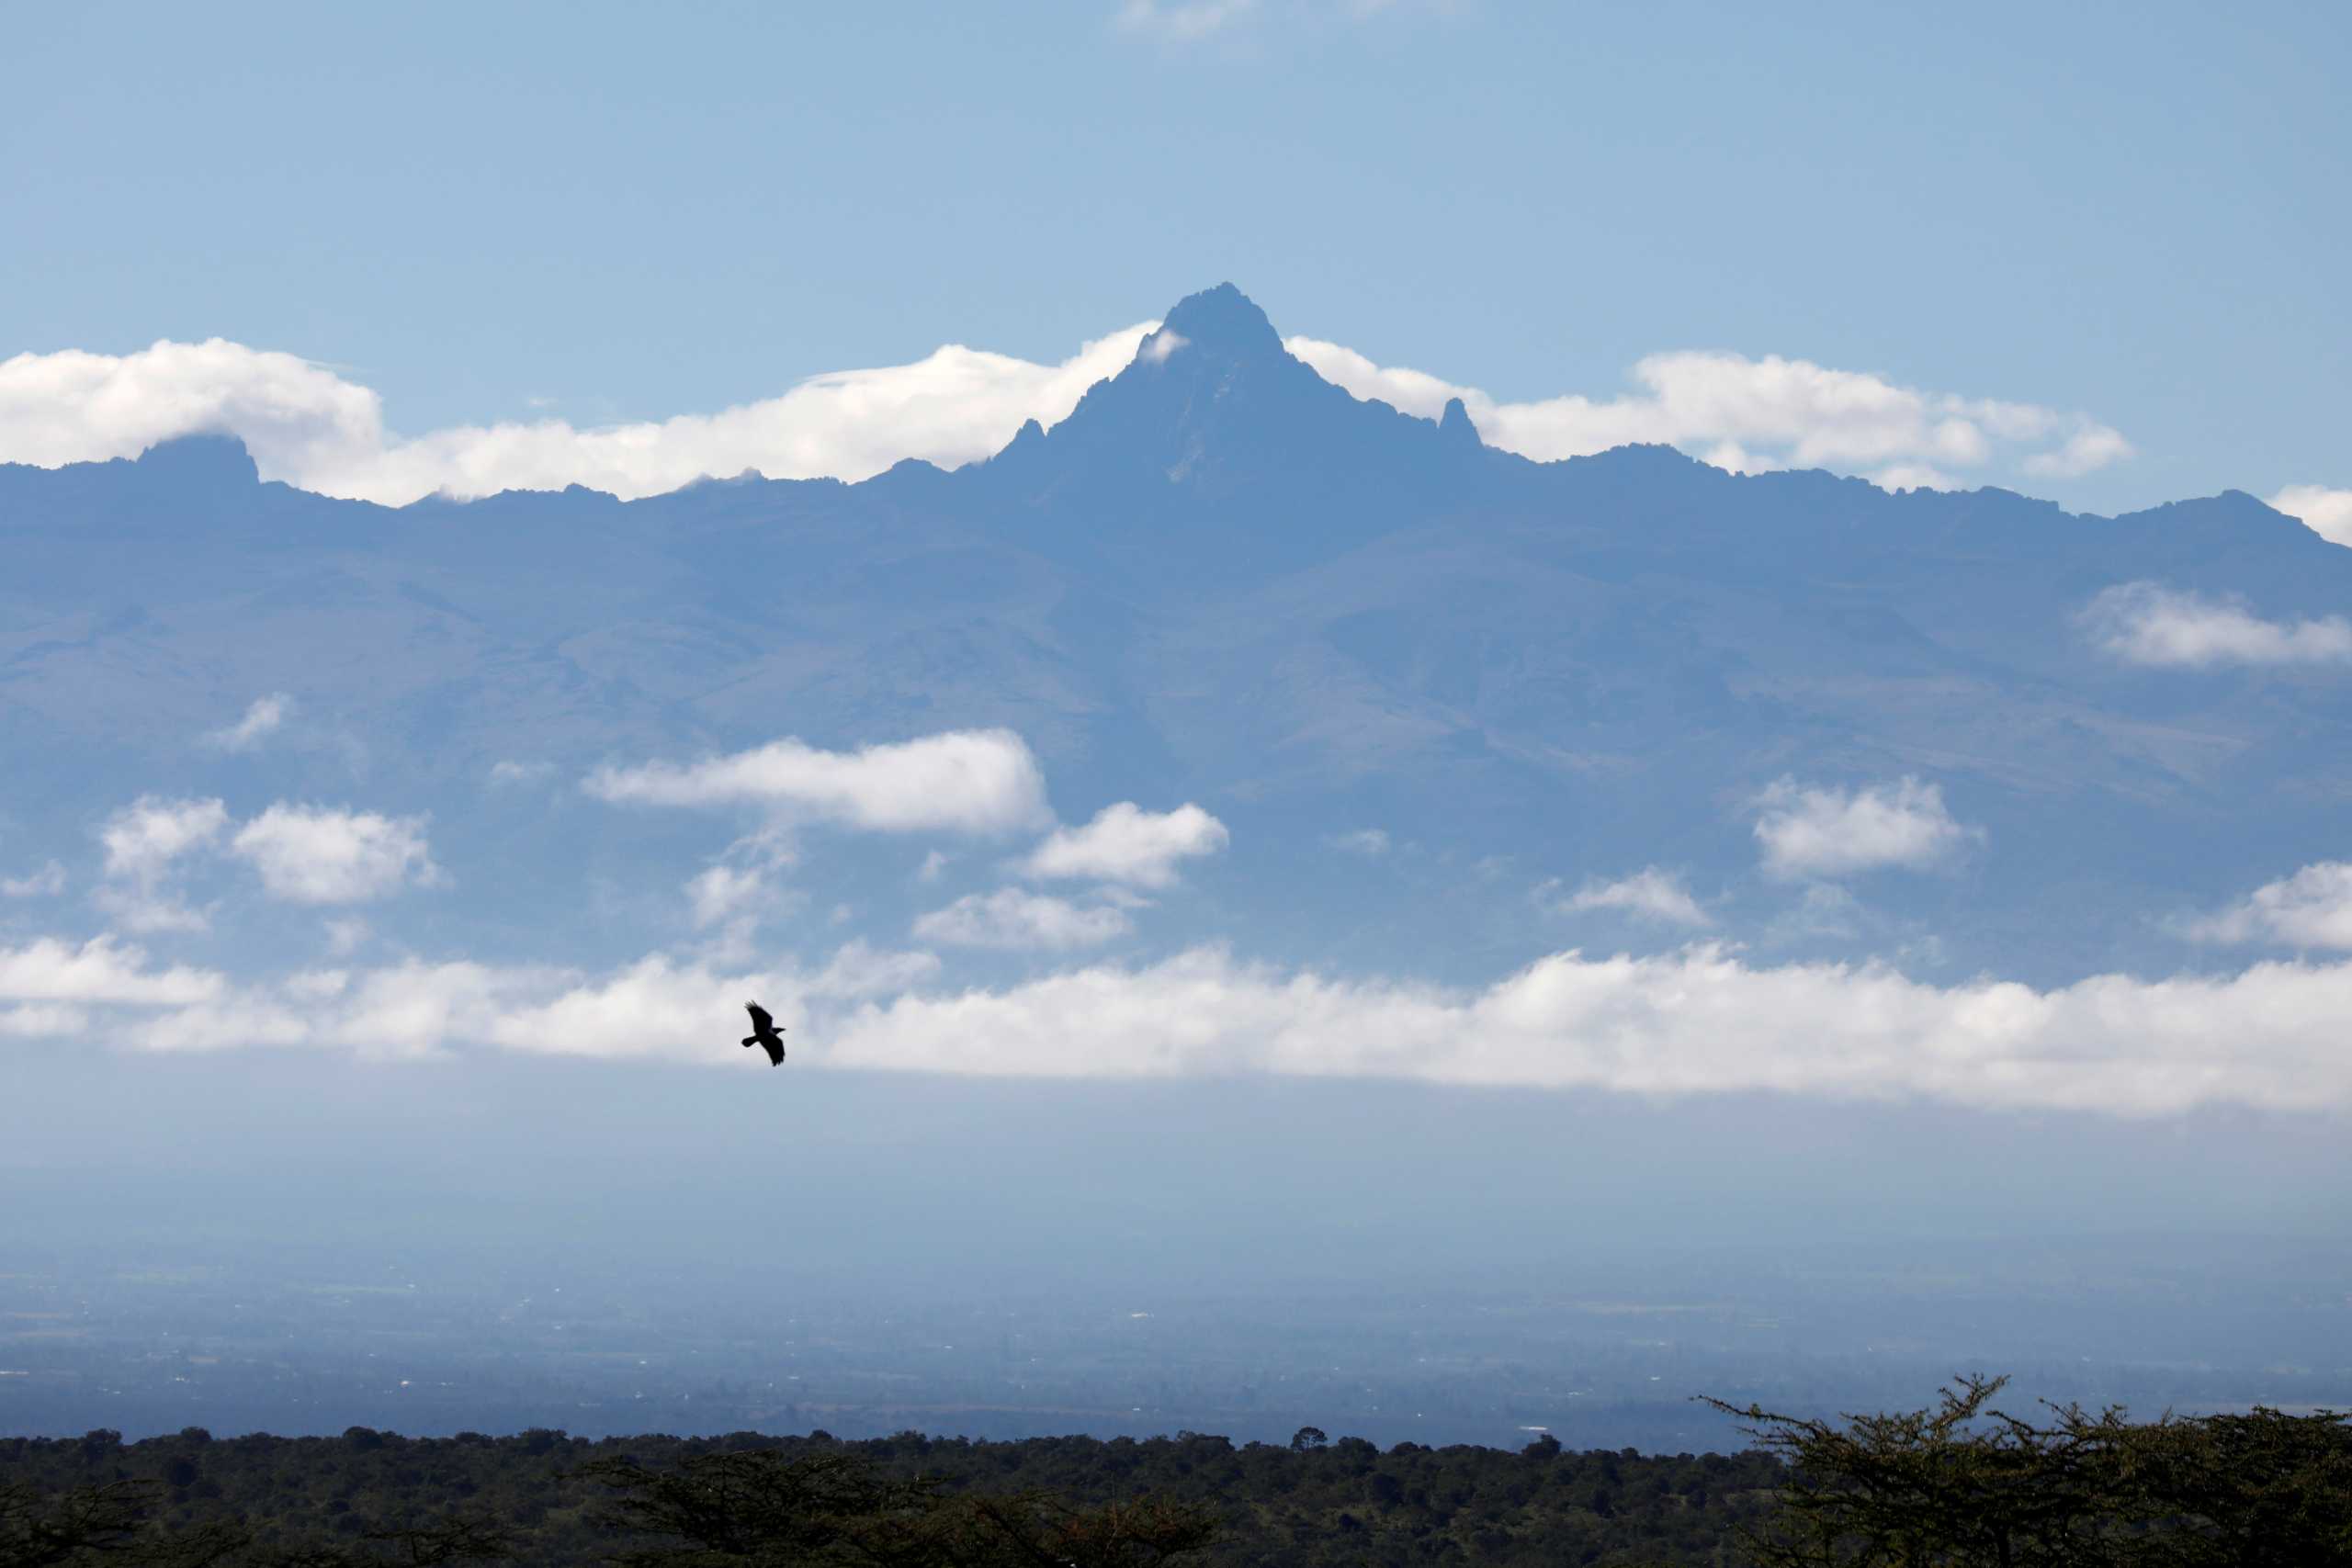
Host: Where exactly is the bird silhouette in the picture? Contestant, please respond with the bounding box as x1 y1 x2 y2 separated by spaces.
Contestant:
741 1000 786 1066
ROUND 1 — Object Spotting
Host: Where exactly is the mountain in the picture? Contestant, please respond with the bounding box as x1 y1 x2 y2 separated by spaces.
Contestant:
3 284 2346 987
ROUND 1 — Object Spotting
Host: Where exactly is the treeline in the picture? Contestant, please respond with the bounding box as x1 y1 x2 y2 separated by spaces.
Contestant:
6 1380 2349 1566
6 1425 1768 1567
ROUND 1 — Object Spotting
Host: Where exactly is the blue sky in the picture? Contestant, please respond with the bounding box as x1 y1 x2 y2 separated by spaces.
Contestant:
4 0 2346 515
6 2 2352 1324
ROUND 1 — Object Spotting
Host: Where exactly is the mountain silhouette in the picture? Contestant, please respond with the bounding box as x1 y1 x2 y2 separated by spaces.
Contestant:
3 284 2346 983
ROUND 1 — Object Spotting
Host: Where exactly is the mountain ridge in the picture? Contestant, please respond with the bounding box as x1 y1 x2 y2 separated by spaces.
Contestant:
1 284 2346 990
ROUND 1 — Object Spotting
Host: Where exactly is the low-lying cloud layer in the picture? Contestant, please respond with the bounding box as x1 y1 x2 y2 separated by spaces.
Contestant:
3 310 2157 504
1286 338 2133 491
6 932 2351 1117
2083 581 2352 668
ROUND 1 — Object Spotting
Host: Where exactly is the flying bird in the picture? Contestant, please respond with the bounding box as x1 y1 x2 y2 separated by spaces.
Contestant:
741 1000 786 1066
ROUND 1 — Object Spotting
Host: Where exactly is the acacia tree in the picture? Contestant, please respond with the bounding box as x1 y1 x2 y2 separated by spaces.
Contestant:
1706 1373 2352 1567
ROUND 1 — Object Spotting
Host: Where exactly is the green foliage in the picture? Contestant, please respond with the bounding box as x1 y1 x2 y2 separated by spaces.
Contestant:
0 1425 1770 1567
1708 1372 2352 1566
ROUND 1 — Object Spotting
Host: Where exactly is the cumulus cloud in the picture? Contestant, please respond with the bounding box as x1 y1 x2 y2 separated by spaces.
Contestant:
1329 829 1391 857
98 796 228 885
1754 777 1978 880
2271 485 2352 548
95 795 229 931
203 694 291 751
230 804 440 903
1024 802 1229 888
588 729 1052 836
1286 337 2132 490
2082 581 2352 669
1552 868 1713 927
0 325 1153 505
2 861 65 898
912 889 1135 951
2187 861 2352 951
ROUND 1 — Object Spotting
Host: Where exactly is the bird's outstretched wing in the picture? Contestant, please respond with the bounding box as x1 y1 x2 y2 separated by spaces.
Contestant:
746 1000 774 1032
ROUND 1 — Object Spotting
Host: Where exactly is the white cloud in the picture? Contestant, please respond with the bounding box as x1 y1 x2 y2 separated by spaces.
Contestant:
98 795 227 885
2271 485 2352 548
1554 868 1713 928
588 729 1052 836
2082 581 2352 668
323 918 370 956
1024 802 1229 888
2022 425 2136 479
1285 337 2132 489
686 864 769 929
0 1004 88 1038
913 889 1135 951
0 935 221 1006
0 325 1153 505
916 850 952 883
2 312 2133 508
484 944 936 1061
488 760 554 787
2187 861 2352 951
230 803 440 903
1 931 2337 1114
815 943 2352 1116
1329 828 1391 857
1117 0 1260 39
94 795 229 931
1754 776 1979 880
203 694 291 751
2 861 65 898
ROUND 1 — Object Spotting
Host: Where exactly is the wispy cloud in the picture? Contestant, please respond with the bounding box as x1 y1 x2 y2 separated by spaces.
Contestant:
1754 777 1979 880
1551 867 1713 927
1328 829 1391 857
202 693 292 751
2082 581 2352 668
913 889 1135 951
1 861 65 898
1116 0 1261 39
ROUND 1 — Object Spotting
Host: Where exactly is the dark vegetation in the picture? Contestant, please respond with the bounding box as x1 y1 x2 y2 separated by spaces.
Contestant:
5 1382 2346 1567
